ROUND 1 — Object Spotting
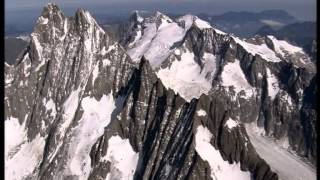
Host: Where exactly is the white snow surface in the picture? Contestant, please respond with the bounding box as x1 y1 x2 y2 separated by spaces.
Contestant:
156 49 213 101
267 35 311 64
197 109 207 117
101 44 117 56
195 125 251 180
127 13 225 66
137 15 144 23
177 14 226 34
5 117 45 180
92 63 99 86
68 93 116 179
225 118 239 130
47 88 82 164
144 21 186 67
202 52 218 79
267 35 304 57
22 53 31 77
266 68 280 100
127 14 188 66
44 98 57 117
233 37 281 62
31 33 43 61
5 117 26 159
221 59 255 98
126 22 158 63
60 88 81 135
102 58 111 67
38 16 49 24
103 135 139 180
245 123 316 180
128 29 142 48
194 18 212 29
59 18 68 41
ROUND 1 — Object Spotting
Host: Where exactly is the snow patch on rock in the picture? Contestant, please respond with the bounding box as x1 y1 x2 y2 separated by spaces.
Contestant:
197 109 207 117
194 18 212 29
5 117 45 180
92 63 99 86
225 118 239 130
267 35 312 65
156 49 213 101
102 59 111 67
103 135 139 180
38 16 49 24
267 36 303 56
195 125 251 180
60 88 81 135
68 93 116 179
31 33 43 61
5 117 26 159
233 37 281 62
202 52 218 80
221 59 254 98
266 68 280 100
44 98 57 117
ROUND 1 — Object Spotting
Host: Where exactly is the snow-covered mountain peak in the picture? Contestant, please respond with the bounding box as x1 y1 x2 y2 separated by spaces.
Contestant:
123 10 316 103
5 4 135 179
41 3 61 15
176 14 227 35
177 14 210 29
75 8 103 31
36 3 65 27
123 12 231 101
229 34 314 70
266 35 313 67
154 11 163 16
129 10 144 23
124 12 226 65
153 11 171 20
146 11 173 29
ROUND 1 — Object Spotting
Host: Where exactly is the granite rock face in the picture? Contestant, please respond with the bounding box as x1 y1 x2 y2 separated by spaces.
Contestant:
5 4 316 180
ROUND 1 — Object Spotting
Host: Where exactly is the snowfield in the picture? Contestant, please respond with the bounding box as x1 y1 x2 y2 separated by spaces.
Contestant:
5 117 45 180
103 135 139 180
266 68 280 100
221 59 255 98
68 93 116 179
197 109 207 117
195 125 251 180
245 123 316 180
156 48 214 101
232 36 281 63
225 118 239 130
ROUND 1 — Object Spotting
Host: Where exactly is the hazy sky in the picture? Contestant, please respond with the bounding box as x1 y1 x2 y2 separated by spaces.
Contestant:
5 0 316 21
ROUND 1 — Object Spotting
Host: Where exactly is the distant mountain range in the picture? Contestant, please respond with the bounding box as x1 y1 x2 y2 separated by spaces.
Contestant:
4 9 307 37
196 10 298 38
5 9 316 65
4 36 29 65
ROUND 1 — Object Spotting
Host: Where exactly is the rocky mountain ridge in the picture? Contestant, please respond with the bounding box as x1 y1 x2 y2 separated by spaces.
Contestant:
120 9 317 177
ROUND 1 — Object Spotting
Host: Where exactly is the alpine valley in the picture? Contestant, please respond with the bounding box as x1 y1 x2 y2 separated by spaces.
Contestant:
5 4 317 180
